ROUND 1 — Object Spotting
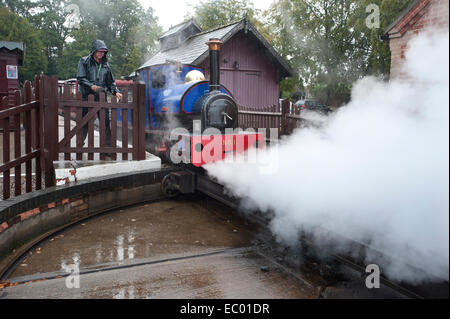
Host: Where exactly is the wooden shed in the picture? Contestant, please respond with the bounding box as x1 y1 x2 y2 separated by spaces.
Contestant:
138 18 295 109
0 41 25 107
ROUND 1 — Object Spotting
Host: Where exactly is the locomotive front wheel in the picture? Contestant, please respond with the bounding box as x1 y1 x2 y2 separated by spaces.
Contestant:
161 174 180 198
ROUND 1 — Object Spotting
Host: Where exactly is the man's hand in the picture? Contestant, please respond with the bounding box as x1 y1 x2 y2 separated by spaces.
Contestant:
115 92 123 102
91 85 101 92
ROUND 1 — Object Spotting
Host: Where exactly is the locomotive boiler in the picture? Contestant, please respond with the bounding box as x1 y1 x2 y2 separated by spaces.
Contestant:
139 38 264 166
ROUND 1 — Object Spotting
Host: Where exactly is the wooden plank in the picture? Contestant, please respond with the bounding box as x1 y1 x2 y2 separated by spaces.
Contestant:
63 83 72 161
76 105 83 161
99 94 106 160
0 100 38 118
111 107 117 160
24 81 33 193
137 83 146 160
14 90 21 196
35 75 42 190
88 110 94 161
64 105 71 160
132 84 138 160
0 150 40 174
58 100 133 109
43 75 57 187
238 110 282 116
1 96 10 199
122 108 128 160
60 147 133 153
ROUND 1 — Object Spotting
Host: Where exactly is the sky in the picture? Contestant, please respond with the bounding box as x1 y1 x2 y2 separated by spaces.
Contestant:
137 0 276 31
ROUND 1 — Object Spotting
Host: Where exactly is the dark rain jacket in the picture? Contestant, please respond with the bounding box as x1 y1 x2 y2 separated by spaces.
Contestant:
76 40 120 100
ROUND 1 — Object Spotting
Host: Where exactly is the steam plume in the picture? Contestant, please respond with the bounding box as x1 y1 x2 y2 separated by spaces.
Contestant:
205 30 449 283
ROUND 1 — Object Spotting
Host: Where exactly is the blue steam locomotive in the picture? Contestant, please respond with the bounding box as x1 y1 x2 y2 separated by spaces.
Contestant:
138 38 263 166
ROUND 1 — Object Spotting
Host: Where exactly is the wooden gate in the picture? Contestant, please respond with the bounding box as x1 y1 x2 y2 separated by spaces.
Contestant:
57 79 146 162
1 75 147 200
0 76 44 199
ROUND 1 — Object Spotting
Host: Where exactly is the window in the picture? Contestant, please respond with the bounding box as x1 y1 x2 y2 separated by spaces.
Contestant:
152 69 166 89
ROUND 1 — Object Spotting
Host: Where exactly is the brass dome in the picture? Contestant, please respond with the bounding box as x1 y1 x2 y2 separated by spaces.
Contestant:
184 70 205 84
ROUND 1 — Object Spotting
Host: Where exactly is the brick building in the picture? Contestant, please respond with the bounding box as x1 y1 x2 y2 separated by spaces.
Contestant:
384 0 449 79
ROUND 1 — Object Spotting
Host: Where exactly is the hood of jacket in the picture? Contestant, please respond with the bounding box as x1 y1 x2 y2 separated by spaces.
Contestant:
90 39 109 63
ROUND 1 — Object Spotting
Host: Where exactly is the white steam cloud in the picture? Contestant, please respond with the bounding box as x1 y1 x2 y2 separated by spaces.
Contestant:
205 30 449 283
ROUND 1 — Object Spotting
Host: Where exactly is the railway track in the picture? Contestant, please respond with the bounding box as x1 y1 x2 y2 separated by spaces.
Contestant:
1 167 448 299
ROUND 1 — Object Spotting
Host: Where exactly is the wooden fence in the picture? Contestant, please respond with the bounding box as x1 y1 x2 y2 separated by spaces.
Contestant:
0 76 44 200
58 78 145 162
238 99 303 139
0 75 146 200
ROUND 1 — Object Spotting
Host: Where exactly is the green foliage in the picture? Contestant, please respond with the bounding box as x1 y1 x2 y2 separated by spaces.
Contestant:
3 0 162 80
188 0 273 40
56 23 97 79
190 0 258 30
2 0 412 101
0 7 48 82
269 0 411 106
71 0 162 77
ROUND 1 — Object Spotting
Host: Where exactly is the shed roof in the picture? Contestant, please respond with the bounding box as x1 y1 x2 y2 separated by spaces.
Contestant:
384 0 431 37
160 19 202 39
0 41 25 65
139 19 295 79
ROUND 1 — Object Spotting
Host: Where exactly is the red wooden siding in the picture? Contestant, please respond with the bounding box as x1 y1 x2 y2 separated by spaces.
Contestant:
0 54 20 108
201 31 280 109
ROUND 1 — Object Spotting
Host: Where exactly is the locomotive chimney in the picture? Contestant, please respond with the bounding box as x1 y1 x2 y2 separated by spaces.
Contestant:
206 38 222 92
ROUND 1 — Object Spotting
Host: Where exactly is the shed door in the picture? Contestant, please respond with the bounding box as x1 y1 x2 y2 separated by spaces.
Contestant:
220 69 262 107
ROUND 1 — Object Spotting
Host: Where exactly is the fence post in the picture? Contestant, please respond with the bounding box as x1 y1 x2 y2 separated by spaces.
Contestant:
280 98 290 136
137 82 146 160
1 96 11 199
132 83 138 160
34 75 42 190
42 75 58 187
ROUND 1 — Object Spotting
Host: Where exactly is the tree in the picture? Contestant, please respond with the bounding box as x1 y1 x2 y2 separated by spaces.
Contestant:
27 0 73 75
268 0 411 106
3 0 76 76
71 0 162 77
0 7 48 82
55 23 97 79
3 0 162 79
188 0 272 38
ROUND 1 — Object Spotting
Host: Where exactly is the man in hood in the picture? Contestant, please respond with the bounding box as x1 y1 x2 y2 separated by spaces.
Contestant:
76 39 123 151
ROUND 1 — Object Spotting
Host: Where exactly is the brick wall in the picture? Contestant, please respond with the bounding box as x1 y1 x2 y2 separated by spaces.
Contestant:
389 0 449 79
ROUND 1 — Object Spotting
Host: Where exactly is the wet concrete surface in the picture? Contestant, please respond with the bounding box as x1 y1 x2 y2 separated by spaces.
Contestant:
1 197 317 299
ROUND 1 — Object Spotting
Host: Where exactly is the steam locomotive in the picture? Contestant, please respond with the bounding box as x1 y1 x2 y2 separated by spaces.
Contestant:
138 38 264 167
